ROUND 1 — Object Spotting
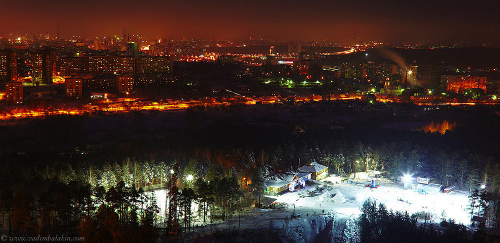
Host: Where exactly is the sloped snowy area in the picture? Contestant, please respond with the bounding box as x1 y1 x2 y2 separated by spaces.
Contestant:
193 214 360 243
275 215 359 243
276 215 334 243
158 175 471 242
269 177 471 226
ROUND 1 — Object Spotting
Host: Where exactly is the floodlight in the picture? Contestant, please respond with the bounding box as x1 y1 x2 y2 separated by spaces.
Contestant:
402 174 413 182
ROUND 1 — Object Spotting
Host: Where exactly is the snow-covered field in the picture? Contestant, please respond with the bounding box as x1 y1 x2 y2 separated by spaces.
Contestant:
153 175 471 229
270 176 471 226
153 175 472 242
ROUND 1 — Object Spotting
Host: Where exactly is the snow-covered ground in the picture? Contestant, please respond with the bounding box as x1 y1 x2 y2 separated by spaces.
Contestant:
271 183 363 218
270 176 471 226
153 175 472 242
152 175 471 229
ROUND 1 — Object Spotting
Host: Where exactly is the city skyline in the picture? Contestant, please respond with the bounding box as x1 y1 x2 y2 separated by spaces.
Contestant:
1 0 500 44
2 0 500 241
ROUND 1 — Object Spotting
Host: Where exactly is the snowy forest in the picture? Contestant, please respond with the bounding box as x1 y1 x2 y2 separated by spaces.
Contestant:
1 103 500 241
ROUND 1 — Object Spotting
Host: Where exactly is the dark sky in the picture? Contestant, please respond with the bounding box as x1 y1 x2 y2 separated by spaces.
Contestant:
1 0 499 44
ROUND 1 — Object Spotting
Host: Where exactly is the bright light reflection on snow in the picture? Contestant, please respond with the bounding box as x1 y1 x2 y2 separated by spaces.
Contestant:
153 189 167 220
270 176 472 226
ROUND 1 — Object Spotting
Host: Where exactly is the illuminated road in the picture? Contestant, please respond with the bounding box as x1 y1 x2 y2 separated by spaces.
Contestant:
0 93 497 122
0 94 366 121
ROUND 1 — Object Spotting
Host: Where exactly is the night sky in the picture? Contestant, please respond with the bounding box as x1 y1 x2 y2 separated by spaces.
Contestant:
1 0 499 43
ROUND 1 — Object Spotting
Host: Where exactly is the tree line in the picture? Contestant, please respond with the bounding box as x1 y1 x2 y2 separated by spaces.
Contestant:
359 199 498 243
0 157 252 242
1 104 500 240
0 177 158 242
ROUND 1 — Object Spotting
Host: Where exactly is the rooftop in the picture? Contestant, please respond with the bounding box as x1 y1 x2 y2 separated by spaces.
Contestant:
265 171 311 188
298 162 327 173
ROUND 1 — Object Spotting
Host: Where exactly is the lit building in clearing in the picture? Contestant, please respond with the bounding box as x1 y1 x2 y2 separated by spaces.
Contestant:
0 50 18 82
65 78 83 99
298 162 328 180
5 82 23 104
265 172 311 196
444 75 487 93
117 75 134 95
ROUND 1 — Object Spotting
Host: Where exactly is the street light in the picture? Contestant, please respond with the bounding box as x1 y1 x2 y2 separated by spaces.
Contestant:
402 173 413 189
402 173 413 183
186 174 194 182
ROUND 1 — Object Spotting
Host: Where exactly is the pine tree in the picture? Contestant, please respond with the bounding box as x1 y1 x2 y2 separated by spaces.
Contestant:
250 167 266 207
469 189 480 218
344 216 360 243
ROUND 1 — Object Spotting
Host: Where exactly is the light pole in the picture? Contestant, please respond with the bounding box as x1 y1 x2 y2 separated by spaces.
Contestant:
402 173 413 189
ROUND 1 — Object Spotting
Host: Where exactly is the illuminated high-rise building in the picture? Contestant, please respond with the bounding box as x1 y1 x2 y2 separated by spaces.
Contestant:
340 62 363 79
363 62 392 81
58 57 85 76
65 78 83 99
443 75 487 93
86 56 134 74
0 50 18 82
117 75 133 95
5 82 23 104
420 56 441 90
137 56 171 74
31 50 55 84
127 42 139 58
88 56 114 74
113 56 134 74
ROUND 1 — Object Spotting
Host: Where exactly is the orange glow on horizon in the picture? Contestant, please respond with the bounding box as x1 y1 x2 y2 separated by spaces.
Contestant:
418 120 457 135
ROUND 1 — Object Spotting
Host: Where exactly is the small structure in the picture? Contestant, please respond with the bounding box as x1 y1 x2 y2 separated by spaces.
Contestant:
471 216 487 227
290 172 311 191
298 162 328 180
366 180 379 188
265 177 289 196
415 183 443 194
260 197 278 208
319 189 346 204
265 171 311 196
417 177 430 185
443 186 454 194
